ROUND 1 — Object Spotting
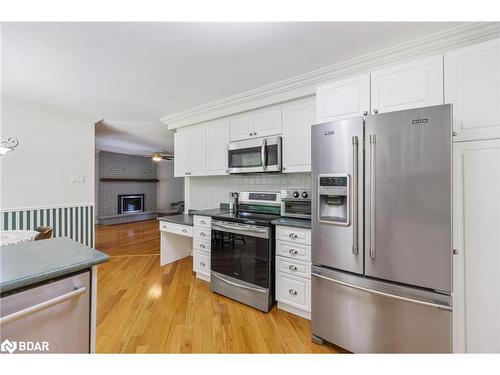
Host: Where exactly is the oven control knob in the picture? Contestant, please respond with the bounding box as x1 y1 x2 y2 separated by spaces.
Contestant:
292 191 300 198
301 191 308 199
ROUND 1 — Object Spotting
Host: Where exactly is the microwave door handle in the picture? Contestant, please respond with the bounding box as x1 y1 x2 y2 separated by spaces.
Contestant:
261 138 267 171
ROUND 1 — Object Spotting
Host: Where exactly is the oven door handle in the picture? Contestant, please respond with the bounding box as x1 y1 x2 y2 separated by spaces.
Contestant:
212 222 267 234
212 273 267 294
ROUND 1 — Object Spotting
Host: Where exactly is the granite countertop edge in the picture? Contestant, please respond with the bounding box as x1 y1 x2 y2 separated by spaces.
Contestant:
157 208 231 226
271 217 312 229
0 255 108 294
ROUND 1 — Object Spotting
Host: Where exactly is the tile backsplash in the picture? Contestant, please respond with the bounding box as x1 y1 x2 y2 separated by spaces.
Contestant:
189 173 311 210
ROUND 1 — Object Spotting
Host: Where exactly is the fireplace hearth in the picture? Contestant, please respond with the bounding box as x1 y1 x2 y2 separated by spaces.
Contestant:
118 194 145 214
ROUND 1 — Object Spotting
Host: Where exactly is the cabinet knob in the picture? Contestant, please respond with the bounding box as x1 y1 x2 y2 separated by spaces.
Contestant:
288 289 298 296
289 249 298 255
289 265 298 271
200 261 206 267
200 220 205 224
182 229 187 233
289 233 298 239
253 132 257 136
200 244 205 248
200 232 205 236
453 249 459 255
452 132 458 137
249 132 253 136
373 109 378 114
363 111 368 116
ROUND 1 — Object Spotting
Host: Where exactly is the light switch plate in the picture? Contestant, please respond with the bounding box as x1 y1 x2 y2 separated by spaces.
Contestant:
71 176 86 183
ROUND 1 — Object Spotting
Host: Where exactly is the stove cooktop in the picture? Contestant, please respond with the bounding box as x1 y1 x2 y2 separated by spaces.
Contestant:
212 211 280 226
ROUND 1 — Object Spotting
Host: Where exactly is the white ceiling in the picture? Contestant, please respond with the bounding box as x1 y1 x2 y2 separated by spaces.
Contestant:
95 120 175 156
1 22 467 154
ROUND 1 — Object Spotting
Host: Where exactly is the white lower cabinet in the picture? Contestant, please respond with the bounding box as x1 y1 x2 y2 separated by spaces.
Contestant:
453 139 500 353
275 225 312 319
276 272 311 319
192 215 211 281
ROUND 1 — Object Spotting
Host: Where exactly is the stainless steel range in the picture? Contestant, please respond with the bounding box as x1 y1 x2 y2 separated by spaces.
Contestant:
211 191 281 312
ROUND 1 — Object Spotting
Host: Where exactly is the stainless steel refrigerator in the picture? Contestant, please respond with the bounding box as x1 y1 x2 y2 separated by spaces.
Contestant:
311 104 453 353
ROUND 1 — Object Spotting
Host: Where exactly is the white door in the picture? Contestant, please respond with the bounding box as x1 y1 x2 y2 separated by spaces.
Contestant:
445 38 500 142
453 139 500 353
253 106 282 138
187 125 207 176
230 114 254 141
206 119 230 175
282 97 316 173
174 129 189 177
371 54 443 114
316 74 370 122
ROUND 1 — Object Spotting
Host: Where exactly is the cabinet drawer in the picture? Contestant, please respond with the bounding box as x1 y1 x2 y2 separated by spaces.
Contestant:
193 250 210 276
276 240 311 262
159 222 193 237
194 238 211 252
276 271 311 312
194 228 210 240
193 215 211 228
276 256 311 279
276 225 311 245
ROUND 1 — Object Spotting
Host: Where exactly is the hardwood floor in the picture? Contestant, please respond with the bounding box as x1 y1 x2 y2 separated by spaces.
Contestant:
95 219 343 353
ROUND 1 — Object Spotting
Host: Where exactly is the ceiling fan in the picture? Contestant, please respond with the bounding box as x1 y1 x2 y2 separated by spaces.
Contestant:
135 151 174 161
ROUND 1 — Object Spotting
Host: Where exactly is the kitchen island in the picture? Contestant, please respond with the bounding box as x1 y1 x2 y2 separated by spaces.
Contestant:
0 237 108 353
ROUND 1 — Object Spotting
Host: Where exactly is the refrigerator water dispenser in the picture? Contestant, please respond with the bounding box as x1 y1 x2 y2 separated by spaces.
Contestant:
317 174 350 226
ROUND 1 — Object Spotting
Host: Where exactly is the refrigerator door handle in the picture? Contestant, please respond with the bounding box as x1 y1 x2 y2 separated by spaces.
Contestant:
311 273 452 311
369 134 376 259
352 136 359 255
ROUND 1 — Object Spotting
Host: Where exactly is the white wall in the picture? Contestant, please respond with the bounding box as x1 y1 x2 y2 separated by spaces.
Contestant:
0 95 95 209
157 161 184 210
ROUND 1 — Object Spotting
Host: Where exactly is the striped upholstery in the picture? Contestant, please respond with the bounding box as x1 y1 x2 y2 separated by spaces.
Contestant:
1 205 94 248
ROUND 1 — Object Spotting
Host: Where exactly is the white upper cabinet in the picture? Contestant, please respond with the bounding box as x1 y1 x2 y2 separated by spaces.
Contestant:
230 105 282 141
453 139 500 353
174 125 207 177
371 54 444 114
282 97 316 173
445 38 500 142
252 106 282 138
206 119 230 176
187 125 207 176
229 114 254 142
316 74 370 123
174 129 189 177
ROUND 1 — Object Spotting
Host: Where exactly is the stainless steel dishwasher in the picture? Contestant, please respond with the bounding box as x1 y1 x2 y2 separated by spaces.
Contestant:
0 270 91 353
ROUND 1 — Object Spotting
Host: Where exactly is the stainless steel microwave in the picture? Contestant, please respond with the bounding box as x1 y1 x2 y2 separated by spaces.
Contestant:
227 136 282 174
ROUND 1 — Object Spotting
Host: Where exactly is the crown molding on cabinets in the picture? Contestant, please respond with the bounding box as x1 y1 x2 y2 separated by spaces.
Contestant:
161 22 500 130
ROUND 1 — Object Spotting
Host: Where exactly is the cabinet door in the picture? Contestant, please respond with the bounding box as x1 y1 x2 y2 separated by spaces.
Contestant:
206 119 230 175
371 54 443 114
453 139 500 353
282 97 316 172
230 114 254 141
187 125 207 176
445 38 500 142
174 129 189 177
253 106 282 138
316 74 370 122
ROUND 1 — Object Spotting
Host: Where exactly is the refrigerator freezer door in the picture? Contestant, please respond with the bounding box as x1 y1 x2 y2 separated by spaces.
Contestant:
311 266 452 353
311 118 364 274
365 104 452 292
